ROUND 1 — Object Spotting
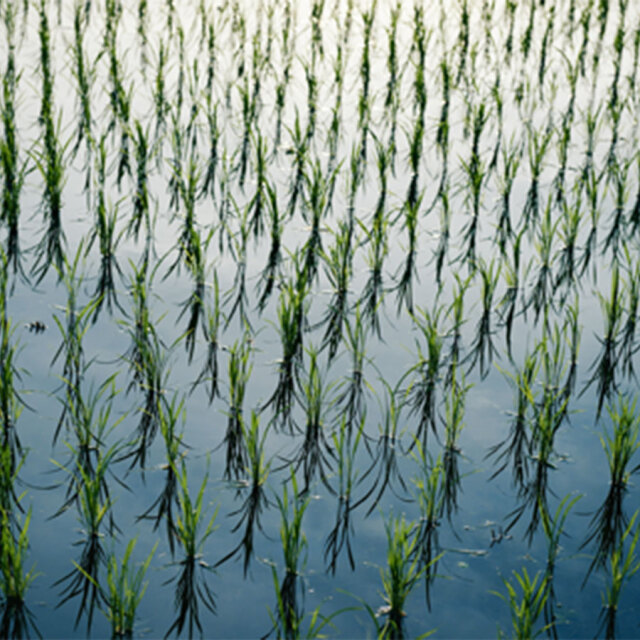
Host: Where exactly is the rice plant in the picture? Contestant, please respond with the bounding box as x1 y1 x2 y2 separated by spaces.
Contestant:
493 567 550 640
400 306 444 450
216 411 271 577
0 507 41 639
164 459 218 639
223 333 253 481
596 510 640 640
363 511 430 640
267 470 310 640
54 445 117 633
539 493 582 639
137 393 185 556
0 1 28 276
582 395 640 583
101 538 157 640
324 414 364 575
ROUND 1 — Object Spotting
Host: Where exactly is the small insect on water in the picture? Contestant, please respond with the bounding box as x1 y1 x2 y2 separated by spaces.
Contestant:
25 320 47 333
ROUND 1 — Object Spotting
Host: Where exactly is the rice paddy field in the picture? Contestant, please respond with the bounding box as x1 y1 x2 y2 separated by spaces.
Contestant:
1 0 640 637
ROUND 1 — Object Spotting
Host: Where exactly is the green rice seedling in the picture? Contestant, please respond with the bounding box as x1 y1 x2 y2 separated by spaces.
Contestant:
577 163 602 279
433 186 450 288
524 196 557 327
578 103 602 194
356 0 376 163
282 114 308 218
167 114 186 216
165 459 218 639
301 160 335 286
223 199 251 330
104 2 131 188
0 508 41 639
70 0 94 166
192 270 221 403
521 121 553 234
488 350 539 493
537 6 555 98
127 332 169 472
128 120 153 242
628 23 640 95
291 345 333 493
0 443 24 531
223 333 252 481
596 510 640 640
101 538 156 639
444 274 470 387
173 23 186 122
460 101 488 268
84 134 123 321
496 230 523 360
263 263 307 432
395 184 421 315
360 379 407 517
578 0 595 78
256 182 283 313
50 245 100 444
582 395 640 583
302 62 318 150
138 393 185 556
324 414 365 575
318 220 353 362
32 0 67 282
559 295 581 406
0 258 24 476
553 54 578 205
494 138 522 255
618 249 639 380
273 1 293 148
359 139 391 336
441 365 469 522
54 445 117 633
237 77 252 190
603 157 630 262
508 329 570 542
199 98 220 201
120 260 169 470
368 511 429 640
178 225 211 364
554 195 582 301
582 266 624 418
216 411 271 576
455 0 470 84
249 129 270 240
539 493 581 639
53 376 124 535
267 470 310 640
521 0 537 61
327 41 345 172
466 258 500 379
121 257 158 391
137 0 148 67
493 567 550 640
164 0 176 36
592 0 611 74
405 81 426 212
410 445 444 610
399 305 444 450
0 1 28 276
384 1 402 172
504 0 517 64
334 306 372 443
153 40 169 139
628 151 640 236
185 62 201 157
